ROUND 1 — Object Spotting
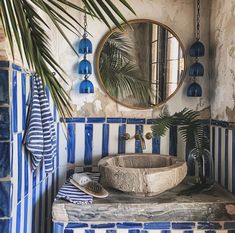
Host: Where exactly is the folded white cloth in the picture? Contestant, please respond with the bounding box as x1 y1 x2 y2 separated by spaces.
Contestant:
56 172 100 205
24 75 56 173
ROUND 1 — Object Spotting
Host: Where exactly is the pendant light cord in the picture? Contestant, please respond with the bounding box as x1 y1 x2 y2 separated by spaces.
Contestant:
83 7 88 39
196 0 201 41
83 6 88 59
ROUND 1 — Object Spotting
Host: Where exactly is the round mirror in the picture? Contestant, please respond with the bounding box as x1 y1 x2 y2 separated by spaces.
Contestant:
96 20 186 109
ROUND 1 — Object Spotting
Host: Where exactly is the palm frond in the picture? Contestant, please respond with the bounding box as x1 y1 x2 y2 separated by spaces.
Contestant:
0 0 135 118
151 108 210 155
100 31 152 107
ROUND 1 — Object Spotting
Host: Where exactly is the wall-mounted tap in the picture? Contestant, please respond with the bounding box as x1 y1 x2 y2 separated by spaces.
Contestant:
135 133 146 150
122 132 152 151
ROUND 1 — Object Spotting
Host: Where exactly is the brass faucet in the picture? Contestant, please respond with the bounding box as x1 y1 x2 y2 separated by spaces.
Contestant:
122 132 153 151
135 133 146 150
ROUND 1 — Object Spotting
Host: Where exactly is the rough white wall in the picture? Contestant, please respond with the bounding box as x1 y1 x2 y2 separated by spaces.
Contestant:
68 0 210 118
210 0 235 121
0 0 211 118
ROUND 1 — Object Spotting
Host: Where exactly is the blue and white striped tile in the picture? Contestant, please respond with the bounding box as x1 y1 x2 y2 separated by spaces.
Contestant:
108 124 120 155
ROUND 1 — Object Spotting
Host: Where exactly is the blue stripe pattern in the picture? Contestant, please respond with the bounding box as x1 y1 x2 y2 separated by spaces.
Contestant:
169 125 177 156
118 124 126 154
56 173 99 204
24 76 56 173
102 124 109 157
12 70 18 133
67 123 75 164
152 135 160 153
85 124 93 166
135 125 143 153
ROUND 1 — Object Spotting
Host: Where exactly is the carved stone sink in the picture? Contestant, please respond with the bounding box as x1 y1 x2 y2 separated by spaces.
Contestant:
98 154 187 196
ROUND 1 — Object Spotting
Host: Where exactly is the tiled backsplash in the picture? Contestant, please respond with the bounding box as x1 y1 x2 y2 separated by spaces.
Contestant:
65 118 182 167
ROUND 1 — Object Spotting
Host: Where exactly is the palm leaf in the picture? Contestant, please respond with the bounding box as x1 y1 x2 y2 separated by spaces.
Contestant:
100 31 152 107
0 0 135 118
151 108 210 155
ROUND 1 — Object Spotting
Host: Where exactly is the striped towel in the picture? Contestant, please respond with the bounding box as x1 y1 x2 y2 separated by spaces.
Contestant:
24 75 56 173
56 172 100 205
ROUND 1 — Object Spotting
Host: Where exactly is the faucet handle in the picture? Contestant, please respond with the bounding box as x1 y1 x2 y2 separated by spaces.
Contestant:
135 133 142 140
145 132 153 140
122 133 130 140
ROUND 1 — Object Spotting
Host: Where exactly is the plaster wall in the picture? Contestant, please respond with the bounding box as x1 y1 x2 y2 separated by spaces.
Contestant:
0 0 211 118
68 0 210 118
210 0 235 122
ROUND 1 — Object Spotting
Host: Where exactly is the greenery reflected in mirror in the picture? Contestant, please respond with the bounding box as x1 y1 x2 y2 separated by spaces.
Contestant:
97 20 185 109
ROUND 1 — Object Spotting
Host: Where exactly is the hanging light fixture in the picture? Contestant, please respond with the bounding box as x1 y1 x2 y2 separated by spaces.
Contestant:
78 7 94 94
187 0 204 97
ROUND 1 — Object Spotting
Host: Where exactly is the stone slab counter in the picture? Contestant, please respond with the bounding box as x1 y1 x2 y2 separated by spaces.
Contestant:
53 183 235 223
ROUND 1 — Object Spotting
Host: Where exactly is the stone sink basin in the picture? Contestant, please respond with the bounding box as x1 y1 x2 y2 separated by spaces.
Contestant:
98 154 187 196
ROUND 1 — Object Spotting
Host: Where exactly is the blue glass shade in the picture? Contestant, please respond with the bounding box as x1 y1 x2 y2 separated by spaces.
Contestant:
79 59 92 74
79 38 92 54
79 79 94 93
187 82 202 97
189 62 204 76
189 41 205 57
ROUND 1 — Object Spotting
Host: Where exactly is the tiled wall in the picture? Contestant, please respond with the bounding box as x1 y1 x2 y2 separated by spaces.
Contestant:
65 118 185 169
2 61 234 233
54 221 235 233
0 61 67 233
211 120 235 194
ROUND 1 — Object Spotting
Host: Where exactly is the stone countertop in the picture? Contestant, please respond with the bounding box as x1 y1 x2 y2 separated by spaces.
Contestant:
52 182 235 223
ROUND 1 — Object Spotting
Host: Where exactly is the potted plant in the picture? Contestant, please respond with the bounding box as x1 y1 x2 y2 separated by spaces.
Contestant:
151 108 213 194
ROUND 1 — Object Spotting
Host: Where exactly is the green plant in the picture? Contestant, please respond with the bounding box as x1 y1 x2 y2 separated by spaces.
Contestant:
100 32 151 107
151 108 209 154
151 108 212 194
0 0 135 117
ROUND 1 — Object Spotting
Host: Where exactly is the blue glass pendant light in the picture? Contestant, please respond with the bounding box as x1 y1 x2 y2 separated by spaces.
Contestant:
80 79 94 93
189 41 205 57
189 62 204 76
187 82 202 97
187 0 203 97
79 59 92 74
78 8 94 94
79 38 92 54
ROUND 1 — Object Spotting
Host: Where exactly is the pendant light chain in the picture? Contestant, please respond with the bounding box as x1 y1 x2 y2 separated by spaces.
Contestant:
196 0 200 41
83 7 88 39
83 7 88 60
187 0 204 97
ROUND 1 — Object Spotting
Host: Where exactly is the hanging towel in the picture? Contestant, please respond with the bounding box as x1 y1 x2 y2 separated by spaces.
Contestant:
56 172 100 205
24 75 56 173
